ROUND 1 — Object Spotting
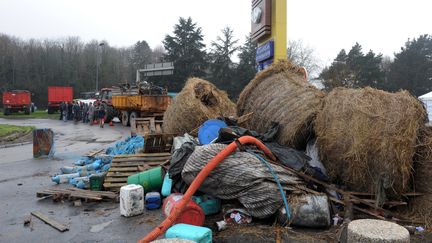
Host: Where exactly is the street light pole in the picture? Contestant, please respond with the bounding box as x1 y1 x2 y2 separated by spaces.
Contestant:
95 42 105 92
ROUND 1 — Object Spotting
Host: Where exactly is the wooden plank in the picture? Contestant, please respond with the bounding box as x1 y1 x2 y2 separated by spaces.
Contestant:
109 167 140 172
103 182 128 188
112 157 170 162
111 162 165 167
85 148 104 157
31 211 69 232
107 172 136 177
104 177 128 183
114 153 170 158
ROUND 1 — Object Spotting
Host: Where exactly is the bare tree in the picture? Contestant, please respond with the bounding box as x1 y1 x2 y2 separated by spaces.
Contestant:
287 39 321 77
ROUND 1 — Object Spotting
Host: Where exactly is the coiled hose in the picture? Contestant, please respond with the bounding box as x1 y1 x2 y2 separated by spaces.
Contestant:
138 136 276 243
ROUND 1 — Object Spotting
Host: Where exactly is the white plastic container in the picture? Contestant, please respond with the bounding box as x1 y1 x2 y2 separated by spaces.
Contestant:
120 184 144 217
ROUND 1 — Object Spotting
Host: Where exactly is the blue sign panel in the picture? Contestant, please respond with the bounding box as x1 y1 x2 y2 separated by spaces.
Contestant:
256 40 274 63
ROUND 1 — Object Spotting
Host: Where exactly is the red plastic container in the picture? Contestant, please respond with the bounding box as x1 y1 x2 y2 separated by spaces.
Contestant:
162 193 205 226
2 90 31 115
47 86 73 113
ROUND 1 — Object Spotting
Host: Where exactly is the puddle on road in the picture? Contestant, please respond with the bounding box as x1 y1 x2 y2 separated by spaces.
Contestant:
90 220 113 233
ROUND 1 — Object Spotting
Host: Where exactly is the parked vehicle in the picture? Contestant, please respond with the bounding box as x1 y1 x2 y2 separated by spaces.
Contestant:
2 90 31 115
47 86 73 114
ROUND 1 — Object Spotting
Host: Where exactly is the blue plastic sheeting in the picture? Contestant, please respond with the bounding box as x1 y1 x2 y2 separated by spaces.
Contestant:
198 119 227 145
51 135 144 188
106 135 144 156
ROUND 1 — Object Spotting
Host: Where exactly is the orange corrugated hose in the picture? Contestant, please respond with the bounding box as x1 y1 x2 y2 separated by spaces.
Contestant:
138 136 276 243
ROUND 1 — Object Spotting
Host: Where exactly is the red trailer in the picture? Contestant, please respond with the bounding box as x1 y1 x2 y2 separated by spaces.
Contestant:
2 90 32 115
47 86 73 114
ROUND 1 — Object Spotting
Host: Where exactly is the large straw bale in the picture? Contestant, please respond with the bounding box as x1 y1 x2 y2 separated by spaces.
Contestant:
163 78 236 135
406 126 432 227
237 60 325 149
315 87 426 197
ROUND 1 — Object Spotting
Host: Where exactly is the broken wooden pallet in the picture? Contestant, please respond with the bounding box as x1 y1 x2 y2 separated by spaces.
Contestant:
37 187 117 202
103 152 171 192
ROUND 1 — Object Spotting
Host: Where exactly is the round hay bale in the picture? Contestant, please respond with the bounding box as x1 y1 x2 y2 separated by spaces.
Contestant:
163 78 236 135
406 126 432 227
347 219 410 243
237 60 325 149
315 87 426 197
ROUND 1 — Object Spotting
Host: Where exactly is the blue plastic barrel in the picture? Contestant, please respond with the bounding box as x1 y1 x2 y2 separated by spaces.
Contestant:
198 119 227 145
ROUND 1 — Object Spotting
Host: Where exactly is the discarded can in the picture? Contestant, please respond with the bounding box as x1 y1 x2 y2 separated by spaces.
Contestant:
165 224 212 243
89 173 105 191
163 193 205 226
145 192 162 210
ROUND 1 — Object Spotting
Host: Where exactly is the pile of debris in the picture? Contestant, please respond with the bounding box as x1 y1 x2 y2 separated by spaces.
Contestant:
40 61 432 242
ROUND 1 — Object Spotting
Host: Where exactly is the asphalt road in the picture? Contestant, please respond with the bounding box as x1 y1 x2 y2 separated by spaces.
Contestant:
0 118 163 243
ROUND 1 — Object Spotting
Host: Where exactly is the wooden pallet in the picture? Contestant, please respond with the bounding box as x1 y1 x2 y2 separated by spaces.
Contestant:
103 153 171 192
143 133 174 153
37 187 117 202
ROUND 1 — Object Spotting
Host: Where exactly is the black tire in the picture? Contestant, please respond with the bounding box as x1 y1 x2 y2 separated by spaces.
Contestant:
24 107 30 115
3 108 9 116
47 107 53 114
121 111 129 126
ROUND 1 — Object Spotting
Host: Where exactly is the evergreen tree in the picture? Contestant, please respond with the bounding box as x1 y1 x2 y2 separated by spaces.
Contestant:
163 17 207 91
387 34 432 96
131 40 152 70
232 35 257 98
208 27 239 90
320 43 384 90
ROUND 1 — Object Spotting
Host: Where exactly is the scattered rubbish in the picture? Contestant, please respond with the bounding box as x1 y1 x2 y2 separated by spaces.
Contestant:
279 194 331 228
89 220 113 233
332 214 343 226
104 152 170 192
198 119 227 145
33 128 55 158
162 193 205 226
73 200 82 207
37 188 117 202
128 166 165 192
120 184 144 217
181 143 304 218
161 172 173 197
89 173 106 191
224 209 252 225
23 215 32 227
165 224 212 243
31 211 69 232
192 195 221 216
145 192 161 210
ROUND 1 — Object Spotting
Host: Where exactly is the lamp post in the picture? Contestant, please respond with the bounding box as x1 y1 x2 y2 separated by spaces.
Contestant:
95 42 105 92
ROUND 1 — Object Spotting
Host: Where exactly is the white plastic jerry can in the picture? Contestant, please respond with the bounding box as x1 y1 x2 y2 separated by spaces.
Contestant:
120 184 144 217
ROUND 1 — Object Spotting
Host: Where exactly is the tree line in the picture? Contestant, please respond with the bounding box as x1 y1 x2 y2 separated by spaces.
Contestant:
0 17 257 108
1 15 430 108
320 34 432 96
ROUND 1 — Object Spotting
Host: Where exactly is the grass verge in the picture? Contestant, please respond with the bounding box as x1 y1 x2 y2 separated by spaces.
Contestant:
0 124 35 137
0 110 58 119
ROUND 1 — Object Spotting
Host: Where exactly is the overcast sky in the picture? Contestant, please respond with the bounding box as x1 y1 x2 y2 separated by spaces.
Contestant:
0 0 431 68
